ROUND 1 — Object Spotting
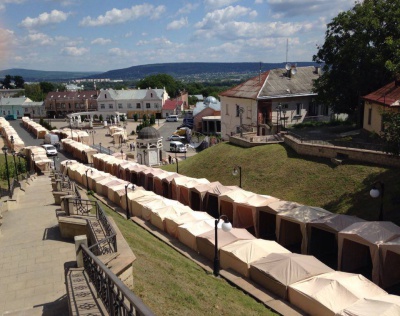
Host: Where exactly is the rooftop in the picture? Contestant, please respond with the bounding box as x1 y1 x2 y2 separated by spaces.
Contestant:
363 80 400 107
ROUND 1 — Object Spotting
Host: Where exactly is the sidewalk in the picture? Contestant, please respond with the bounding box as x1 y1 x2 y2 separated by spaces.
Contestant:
0 176 75 315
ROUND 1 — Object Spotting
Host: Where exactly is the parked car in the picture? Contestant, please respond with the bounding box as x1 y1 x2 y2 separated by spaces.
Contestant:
41 144 58 156
167 135 185 141
5 114 16 120
166 115 179 122
170 141 187 153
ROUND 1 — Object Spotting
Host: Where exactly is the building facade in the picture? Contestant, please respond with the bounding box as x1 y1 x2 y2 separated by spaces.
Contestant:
220 66 330 139
0 97 32 119
22 101 45 118
362 80 400 134
44 90 98 118
96 88 169 119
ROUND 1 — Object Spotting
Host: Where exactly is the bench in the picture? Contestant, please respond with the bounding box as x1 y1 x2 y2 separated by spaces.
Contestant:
65 267 107 316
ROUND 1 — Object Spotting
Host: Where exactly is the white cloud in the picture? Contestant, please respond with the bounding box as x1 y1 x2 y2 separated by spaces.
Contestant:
177 3 199 14
61 46 89 56
80 4 166 27
167 17 188 30
19 10 70 28
0 0 25 11
204 0 240 9
26 32 55 45
267 0 353 18
136 37 175 48
91 37 111 45
195 6 257 29
125 32 133 38
108 47 131 58
254 0 263 3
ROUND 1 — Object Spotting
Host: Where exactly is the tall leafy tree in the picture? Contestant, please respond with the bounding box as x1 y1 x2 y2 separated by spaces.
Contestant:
1 75 13 88
381 112 400 155
313 0 400 121
13 75 24 88
39 82 55 94
137 74 183 97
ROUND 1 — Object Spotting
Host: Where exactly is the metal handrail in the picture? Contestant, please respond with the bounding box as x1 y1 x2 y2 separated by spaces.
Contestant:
82 244 155 316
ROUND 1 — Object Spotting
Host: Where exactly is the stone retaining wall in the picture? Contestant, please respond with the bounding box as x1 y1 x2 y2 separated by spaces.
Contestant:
284 135 400 168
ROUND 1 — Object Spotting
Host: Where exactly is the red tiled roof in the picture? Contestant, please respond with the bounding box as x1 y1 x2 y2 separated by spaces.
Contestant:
163 100 183 110
219 71 269 99
363 81 400 107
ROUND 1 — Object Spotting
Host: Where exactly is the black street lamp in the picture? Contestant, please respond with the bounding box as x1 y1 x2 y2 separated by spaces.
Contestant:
85 168 93 190
2 146 10 194
213 215 232 277
31 153 35 172
99 142 102 154
174 157 179 174
232 165 242 188
125 183 134 220
370 181 385 221
11 150 17 180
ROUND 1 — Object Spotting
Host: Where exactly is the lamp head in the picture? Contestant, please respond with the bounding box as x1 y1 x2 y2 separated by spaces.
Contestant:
370 188 380 198
221 220 232 232
2 146 8 154
232 166 240 176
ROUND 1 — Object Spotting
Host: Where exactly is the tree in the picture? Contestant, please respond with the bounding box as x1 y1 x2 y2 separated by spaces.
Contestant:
313 0 400 122
13 76 24 88
1 75 13 88
381 112 400 155
39 82 55 94
24 83 44 101
137 74 183 98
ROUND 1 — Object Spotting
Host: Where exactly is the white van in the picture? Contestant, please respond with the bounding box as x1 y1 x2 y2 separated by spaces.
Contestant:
44 133 59 145
170 141 187 153
166 115 179 122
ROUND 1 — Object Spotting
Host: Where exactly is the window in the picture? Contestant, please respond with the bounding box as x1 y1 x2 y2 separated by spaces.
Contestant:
109 104 113 109
146 103 151 109
136 103 141 109
296 103 302 116
368 108 372 125
118 103 123 109
151 93 153 98
226 104 229 115
105 94 107 99
101 104 105 109
154 103 159 108
127 103 132 108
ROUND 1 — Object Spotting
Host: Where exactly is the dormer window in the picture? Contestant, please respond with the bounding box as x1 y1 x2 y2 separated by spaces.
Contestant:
105 94 107 98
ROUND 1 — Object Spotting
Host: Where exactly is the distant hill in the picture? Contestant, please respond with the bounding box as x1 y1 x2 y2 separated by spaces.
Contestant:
84 62 318 81
0 62 318 82
0 68 100 82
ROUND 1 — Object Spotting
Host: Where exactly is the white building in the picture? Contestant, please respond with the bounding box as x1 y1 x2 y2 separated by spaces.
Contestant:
96 88 169 119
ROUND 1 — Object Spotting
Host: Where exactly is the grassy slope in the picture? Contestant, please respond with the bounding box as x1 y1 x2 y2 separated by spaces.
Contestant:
163 142 400 224
100 201 277 316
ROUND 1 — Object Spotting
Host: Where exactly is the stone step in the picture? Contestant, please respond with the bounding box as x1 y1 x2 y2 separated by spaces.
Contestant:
3 306 44 316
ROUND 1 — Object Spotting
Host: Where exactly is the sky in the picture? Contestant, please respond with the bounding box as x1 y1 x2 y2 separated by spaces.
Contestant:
0 0 356 73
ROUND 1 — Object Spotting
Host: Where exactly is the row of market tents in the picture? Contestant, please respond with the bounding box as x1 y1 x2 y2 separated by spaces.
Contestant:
61 157 400 315
0 117 25 152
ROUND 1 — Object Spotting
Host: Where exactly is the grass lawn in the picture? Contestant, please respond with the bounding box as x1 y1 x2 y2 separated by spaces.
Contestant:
96 198 278 316
162 142 400 224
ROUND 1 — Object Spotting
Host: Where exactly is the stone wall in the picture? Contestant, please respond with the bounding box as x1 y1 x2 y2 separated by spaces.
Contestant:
284 135 400 168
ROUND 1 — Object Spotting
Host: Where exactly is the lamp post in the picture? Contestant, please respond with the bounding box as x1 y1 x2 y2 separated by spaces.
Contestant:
11 150 17 180
88 130 96 145
99 142 102 154
85 168 93 190
125 183 134 220
213 215 232 277
31 153 35 172
120 149 124 160
2 146 10 194
370 181 385 221
174 157 179 174
108 146 111 155
232 165 242 188
52 155 59 171
10 135 14 151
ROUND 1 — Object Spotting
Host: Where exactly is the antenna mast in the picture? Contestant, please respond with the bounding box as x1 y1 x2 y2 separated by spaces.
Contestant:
286 38 288 64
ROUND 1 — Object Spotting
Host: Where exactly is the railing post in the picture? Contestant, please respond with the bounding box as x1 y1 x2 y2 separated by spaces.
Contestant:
75 235 88 268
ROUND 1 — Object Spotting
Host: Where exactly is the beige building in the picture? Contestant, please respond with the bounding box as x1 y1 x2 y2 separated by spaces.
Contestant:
97 88 169 119
220 66 330 139
44 90 98 118
362 80 400 134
